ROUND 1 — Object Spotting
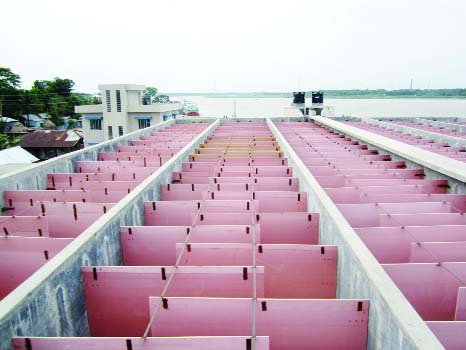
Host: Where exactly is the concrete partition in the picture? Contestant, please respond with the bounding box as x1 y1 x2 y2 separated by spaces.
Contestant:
266 118 444 350
0 120 219 350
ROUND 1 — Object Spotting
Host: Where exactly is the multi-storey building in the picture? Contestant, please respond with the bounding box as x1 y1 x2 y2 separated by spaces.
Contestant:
75 84 182 146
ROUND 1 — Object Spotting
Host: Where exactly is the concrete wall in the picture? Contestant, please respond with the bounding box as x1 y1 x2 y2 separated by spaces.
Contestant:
267 119 445 350
0 120 219 350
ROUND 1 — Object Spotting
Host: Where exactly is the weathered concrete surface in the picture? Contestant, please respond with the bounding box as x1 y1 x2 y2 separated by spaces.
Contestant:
0 120 176 210
0 120 219 350
267 118 445 350
314 116 466 194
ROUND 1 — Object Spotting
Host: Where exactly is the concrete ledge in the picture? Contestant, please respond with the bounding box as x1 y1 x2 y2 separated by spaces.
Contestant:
267 118 444 350
0 120 219 350
312 116 466 186
0 120 178 209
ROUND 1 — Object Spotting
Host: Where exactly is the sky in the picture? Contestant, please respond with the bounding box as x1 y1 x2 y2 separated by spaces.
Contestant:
2 0 466 93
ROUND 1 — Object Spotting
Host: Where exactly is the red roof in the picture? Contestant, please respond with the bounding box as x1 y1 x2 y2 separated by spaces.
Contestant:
19 130 82 148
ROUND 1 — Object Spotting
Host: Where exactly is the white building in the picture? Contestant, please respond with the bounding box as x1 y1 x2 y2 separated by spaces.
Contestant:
75 84 182 146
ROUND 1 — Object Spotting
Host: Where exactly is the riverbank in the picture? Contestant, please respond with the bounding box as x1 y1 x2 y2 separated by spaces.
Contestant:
167 89 466 99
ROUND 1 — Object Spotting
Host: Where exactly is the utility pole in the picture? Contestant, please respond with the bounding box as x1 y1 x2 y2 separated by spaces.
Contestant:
233 99 237 119
410 78 413 90
24 91 31 127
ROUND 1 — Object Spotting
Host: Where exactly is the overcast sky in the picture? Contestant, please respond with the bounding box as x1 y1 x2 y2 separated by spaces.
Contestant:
2 0 466 93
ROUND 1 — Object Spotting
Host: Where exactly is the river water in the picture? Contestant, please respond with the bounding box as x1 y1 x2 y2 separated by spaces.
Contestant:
174 96 466 119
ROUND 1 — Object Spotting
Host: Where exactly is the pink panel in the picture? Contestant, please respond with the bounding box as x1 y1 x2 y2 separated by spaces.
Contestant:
220 170 254 177
383 263 466 320
397 225 466 242
11 336 270 350
48 172 109 184
253 158 287 166
161 184 207 200
337 204 380 227
48 169 156 187
214 183 251 191
342 201 455 227
120 226 188 265
196 212 254 225
258 212 319 244
149 297 253 336
257 244 337 298
307 166 337 176
38 202 114 237
409 242 466 263
427 321 466 350
315 175 346 188
211 191 251 200
358 185 434 195
326 188 362 204
346 179 446 192
174 243 335 298
4 190 124 214
215 177 253 184
189 225 258 243
0 237 72 298
83 266 263 336
456 288 466 321
253 177 299 191
145 201 199 226
254 166 291 177
173 172 213 183
254 192 306 212
200 200 255 213
182 162 216 171
176 243 253 266
380 213 466 227
0 216 49 237
256 299 368 350
355 227 414 263
149 298 368 350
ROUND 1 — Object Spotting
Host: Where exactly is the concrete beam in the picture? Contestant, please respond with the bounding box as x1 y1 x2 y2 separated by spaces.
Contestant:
0 120 219 350
267 118 444 350
312 116 466 193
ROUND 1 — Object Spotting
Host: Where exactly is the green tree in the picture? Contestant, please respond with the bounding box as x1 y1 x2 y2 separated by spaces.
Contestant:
154 94 170 103
67 119 76 129
143 87 158 104
0 134 20 149
0 67 21 116
0 67 20 91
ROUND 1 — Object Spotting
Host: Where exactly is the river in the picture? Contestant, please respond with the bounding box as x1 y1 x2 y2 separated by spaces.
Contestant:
173 96 466 119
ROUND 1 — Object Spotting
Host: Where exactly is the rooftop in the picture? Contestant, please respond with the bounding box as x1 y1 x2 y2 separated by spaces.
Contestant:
19 130 82 148
0 146 38 165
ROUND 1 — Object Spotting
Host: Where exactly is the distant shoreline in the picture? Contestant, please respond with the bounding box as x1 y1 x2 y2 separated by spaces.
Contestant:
166 89 466 99
169 95 466 100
